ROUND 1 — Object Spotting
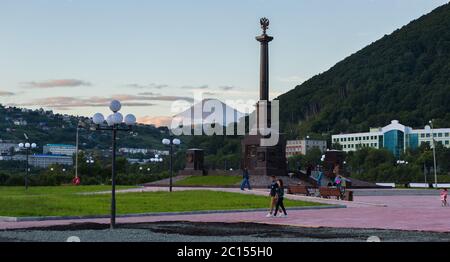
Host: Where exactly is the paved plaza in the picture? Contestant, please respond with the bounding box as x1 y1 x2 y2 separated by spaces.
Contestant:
0 187 448 234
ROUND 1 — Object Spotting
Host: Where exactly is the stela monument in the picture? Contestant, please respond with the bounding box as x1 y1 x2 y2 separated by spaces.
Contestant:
241 18 287 176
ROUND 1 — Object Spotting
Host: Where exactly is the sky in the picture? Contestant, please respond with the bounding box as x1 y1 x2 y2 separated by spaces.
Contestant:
0 0 448 126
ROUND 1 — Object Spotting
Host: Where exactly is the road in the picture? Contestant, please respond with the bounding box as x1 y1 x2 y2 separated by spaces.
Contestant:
0 188 448 242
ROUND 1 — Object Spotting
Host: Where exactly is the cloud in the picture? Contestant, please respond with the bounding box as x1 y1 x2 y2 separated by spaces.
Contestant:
182 84 208 90
124 83 168 89
145 95 194 102
20 96 155 109
219 86 234 91
110 94 193 103
19 93 194 110
150 84 169 89
0 91 15 97
137 115 173 127
137 92 160 96
22 79 91 88
126 92 194 102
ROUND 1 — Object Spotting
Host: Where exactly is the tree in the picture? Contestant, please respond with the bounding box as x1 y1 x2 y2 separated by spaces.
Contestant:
331 142 343 150
278 3 450 135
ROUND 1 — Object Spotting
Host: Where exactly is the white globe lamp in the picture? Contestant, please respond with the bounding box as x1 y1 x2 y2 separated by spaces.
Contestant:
112 112 123 125
106 114 114 126
124 114 137 126
109 100 122 113
93 113 105 125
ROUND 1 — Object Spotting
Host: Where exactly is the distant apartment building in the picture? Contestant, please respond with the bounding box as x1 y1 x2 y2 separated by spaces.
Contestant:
0 155 26 161
286 139 327 158
126 158 151 164
149 149 170 156
119 148 149 154
28 154 73 168
62 115 72 123
43 144 76 156
13 119 27 126
12 155 27 161
0 142 18 155
119 148 170 156
332 120 450 158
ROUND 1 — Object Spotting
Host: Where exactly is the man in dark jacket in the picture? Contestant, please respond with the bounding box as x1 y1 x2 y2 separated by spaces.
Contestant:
266 175 279 217
240 168 251 190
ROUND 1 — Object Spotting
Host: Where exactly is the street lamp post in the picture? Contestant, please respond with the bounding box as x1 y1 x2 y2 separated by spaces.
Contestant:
150 154 163 174
86 157 94 177
91 100 136 229
162 137 181 192
429 120 438 188
423 163 427 185
75 121 83 179
18 141 36 190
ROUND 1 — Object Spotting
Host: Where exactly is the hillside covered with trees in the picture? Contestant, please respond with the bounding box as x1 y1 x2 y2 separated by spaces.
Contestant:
279 3 450 137
0 104 169 150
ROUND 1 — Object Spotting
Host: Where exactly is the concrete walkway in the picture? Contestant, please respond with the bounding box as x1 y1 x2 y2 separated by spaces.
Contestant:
84 186 384 208
1 188 448 232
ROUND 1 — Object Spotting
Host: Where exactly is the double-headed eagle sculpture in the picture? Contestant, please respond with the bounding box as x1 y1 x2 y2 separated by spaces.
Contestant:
260 17 270 34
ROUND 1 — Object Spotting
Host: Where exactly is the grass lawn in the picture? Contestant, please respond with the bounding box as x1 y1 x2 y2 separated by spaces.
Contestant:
175 175 242 186
0 185 136 196
0 186 323 217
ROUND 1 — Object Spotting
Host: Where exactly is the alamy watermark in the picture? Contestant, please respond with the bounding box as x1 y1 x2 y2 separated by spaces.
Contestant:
169 92 280 146
66 236 81 242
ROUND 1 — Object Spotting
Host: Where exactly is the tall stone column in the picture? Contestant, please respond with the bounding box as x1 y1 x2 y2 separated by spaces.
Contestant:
256 18 274 130
256 17 273 101
241 18 287 177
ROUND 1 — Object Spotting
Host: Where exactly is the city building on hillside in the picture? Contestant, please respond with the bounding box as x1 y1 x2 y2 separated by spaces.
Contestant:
286 138 327 158
126 158 151 164
118 148 170 156
149 149 169 156
119 148 149 154
12 154 26 161
62 115 72 122
332 120 450 157
28 154 73 168
43 144 76 156
13 119 27 126
0 142 19 155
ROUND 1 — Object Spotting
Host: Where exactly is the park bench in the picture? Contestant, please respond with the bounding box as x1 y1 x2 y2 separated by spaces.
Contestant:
287 185 311 196
319 187 342 199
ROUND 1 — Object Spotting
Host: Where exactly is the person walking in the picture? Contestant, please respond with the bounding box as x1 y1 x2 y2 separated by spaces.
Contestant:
266 176 279 217
335 175 342 189
240 168 251 191
306 164 312 177
333 164 340 177
441 188 448 207
317 167 324 187
274 179 288 217
335 175 343 200
340 176 347 191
